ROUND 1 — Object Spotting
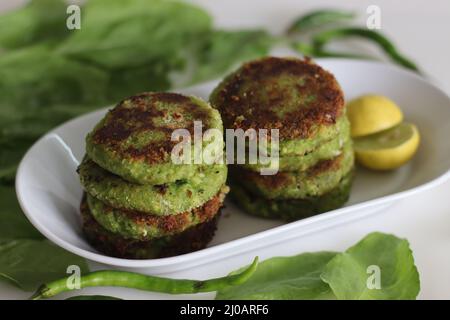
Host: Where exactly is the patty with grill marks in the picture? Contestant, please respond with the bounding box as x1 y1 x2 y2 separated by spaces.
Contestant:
86 92 224 185
209 56 345 156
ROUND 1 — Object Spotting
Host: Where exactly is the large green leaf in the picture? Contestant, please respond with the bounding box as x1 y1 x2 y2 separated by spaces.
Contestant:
0 240 89 291
217 233 420 300
321 232 420 300
0 0 68 50
0 45 109 110
0 185 42 240
0 138 35 183
105 61 173 102
187 30 273 85
58 0 212 70
216 252 337 300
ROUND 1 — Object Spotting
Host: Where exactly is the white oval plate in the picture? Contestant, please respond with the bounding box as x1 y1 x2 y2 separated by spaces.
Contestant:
16 59 450 271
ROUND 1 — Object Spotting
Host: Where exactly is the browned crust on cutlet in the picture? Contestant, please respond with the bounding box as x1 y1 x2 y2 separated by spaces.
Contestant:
90 92 212 164
306 153 343 177
231 152 344 190
80 196 219 259
96 190 224 234
210 57 344 140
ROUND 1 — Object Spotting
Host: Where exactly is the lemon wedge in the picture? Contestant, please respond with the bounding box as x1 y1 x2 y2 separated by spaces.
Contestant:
347 95 403 138
354 122 420 170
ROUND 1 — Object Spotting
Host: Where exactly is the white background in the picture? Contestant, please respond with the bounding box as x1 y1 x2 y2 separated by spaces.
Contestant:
1 0 450 300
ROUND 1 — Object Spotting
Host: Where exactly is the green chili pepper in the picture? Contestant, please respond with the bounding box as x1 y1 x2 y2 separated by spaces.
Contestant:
312 27 419 72
292 42 370 60
287 10 355 34
30 257 258 300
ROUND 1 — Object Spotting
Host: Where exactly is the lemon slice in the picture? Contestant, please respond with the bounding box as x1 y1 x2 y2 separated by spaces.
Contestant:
354 122 420 170
347 95 403 137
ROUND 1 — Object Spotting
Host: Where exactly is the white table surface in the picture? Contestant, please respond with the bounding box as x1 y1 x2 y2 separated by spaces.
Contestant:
1 0 450 300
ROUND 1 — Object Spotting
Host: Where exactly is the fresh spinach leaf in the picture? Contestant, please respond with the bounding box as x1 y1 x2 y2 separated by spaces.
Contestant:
187 30 273 85
0 102 102 141
58 0 211 70
0 0 68 50
0 138 35 183
321 232 420 300
0 186 42 240
217 233 420 300
0 240 89 291
216 252 337 300
0 45 109 110
106 61 173 102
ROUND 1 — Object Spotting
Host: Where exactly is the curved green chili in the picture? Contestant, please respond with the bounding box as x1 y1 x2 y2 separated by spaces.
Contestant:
312 27 419 72
287 10 355 34
30 257 258 300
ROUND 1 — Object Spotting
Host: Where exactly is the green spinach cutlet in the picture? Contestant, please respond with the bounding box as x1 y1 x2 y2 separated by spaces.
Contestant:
86 92 223 185
81 196 219 259
86 186 228 240
210 57 354 220
242 116 350 172
210 56 346 156
228 171 353 221
78 92 227 259
232 140 353 200
78 156 227 216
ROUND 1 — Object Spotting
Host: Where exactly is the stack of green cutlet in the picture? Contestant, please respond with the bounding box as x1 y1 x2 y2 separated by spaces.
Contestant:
210 57 354 221
77 92 228 259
